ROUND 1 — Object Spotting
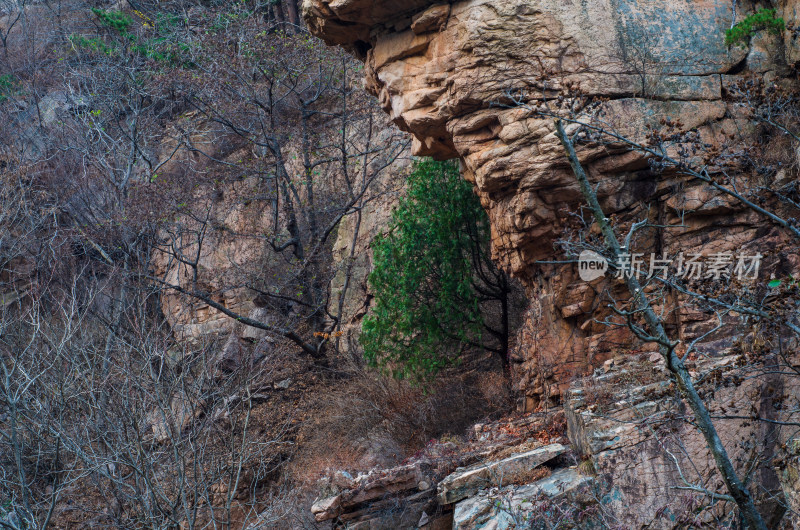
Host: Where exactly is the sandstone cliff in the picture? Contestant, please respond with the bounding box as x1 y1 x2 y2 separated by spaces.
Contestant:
304 0 800 526
304 0 800 407
150 113 409 353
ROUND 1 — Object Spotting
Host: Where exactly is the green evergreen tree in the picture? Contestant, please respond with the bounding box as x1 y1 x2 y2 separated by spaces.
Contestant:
360 159 511 380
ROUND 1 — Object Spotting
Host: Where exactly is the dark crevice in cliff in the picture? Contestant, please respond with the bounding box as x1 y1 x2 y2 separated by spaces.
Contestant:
726 55 748 75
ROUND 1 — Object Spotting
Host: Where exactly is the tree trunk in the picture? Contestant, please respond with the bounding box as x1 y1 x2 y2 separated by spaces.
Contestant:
554 118 768 530
285 0 300 28
273 2 285 25
500 285 509 366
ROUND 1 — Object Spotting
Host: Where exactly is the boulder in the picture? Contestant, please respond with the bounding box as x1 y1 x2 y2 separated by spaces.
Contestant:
311 461 430 521
437 443 566 504
452 468 593 530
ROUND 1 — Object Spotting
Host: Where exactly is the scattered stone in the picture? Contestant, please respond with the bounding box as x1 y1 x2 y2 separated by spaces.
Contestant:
452 468 593 530
332 470 355 490
437 443 566 505
602 359 615 373
274 378 292 390
216 334 243 373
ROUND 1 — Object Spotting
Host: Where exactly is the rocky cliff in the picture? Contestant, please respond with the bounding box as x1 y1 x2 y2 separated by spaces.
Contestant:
150 114 409 353
303 0 800 526
303 0 800 408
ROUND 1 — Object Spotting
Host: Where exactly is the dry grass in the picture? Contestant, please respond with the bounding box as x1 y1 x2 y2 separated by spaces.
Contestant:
289 355 512 485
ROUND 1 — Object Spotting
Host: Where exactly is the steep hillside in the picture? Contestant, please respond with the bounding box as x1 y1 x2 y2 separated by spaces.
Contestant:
2 0 800 527
304 0 800 527
0 3 514 528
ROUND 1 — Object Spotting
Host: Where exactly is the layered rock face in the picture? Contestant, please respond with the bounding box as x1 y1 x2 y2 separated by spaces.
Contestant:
304 3 800 524
304 0 800 408
309 412 577 529
566 352 800 527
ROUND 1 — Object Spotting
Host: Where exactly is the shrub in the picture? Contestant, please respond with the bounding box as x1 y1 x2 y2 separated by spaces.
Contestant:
361 159 511 381
70 8 194 67
725 8 785 47
91 8 133 36
0 75 18 102
290 365 510 482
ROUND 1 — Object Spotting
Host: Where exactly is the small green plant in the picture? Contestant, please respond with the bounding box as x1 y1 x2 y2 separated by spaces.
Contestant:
0 74 18 102
154 12 183 33
92 8 133 35
69 8 194 68
725 8 785 47
91 8 133 36
69 34 117 55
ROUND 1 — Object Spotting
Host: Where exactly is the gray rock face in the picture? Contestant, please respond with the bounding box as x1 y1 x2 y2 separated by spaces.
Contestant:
437 443 567 505
564 356 797 528
311 461 430 522
452 468 593 530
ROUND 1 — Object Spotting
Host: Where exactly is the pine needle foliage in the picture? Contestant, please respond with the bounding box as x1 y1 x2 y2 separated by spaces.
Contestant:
725 8 785 47
361 159 500 381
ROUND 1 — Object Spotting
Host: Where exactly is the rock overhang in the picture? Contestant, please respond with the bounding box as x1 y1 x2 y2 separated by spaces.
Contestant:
303 0 800 417
302 0 444 54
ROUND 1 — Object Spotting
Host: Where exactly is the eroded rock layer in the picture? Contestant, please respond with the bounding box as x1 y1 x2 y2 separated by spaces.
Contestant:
304 0 800 408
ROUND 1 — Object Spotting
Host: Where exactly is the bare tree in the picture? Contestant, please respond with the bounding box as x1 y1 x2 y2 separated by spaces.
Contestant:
468 47 800 524
554 118 768 529
149 23 408 361
0 4 395 527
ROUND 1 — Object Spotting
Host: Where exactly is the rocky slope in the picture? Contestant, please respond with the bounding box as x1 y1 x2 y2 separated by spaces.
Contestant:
309 409 577 529
307 353 800 527
303 0 800 526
